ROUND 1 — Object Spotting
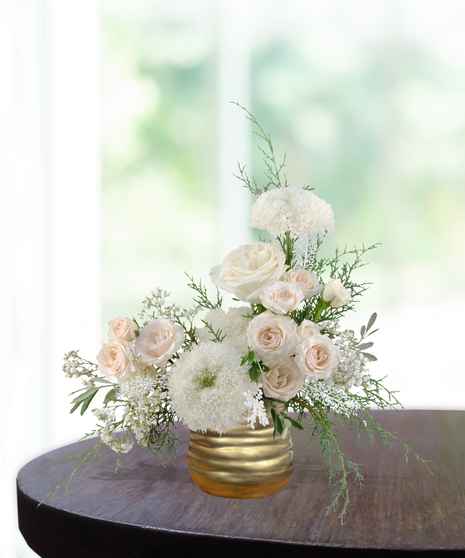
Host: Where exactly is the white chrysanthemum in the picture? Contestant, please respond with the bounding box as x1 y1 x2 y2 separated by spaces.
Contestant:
196 306 252 355
168 341 255 433
250 187 335 239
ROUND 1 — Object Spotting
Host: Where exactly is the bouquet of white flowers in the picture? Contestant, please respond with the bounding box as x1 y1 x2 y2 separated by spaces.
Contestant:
53 105 427 521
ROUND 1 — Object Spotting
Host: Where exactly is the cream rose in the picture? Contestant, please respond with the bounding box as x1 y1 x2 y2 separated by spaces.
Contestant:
108 316 138 341
285 268 322 298
322 278 351 308
247 312 298 363
295 334 340 380
260 358 305 401
209 241 287 304
260 281 304 315
136 318 184 368
96 340 133 382
298 320 320 342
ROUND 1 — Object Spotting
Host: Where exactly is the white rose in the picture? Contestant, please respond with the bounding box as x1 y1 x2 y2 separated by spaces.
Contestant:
285 268 322 298
322 278 351 308
298 320 320 342
247 312 298 363
260 358 305 402
108 316 138 341
97 340 133 382
209 241 287 304
260 281 304 315
295 334 340 380
136 318 184 368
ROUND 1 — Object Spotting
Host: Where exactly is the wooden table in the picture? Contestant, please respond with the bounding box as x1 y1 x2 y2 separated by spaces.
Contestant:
17 410 465 557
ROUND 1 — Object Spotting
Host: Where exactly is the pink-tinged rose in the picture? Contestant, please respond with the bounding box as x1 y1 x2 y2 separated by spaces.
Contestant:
209 241 287 304
247 312 298 363
136 318 184 368
260 281 304 315
97 340 133 382
285 268 322 298
322 278 351 308
295 334 340 380
260 358 305 401
108 316 138 341
298 320 320 342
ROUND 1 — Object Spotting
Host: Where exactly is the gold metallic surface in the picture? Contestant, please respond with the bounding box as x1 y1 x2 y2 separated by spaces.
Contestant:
187 414 293 499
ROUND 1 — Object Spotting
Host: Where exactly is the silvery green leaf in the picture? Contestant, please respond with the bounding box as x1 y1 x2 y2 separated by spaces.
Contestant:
358 342 374 350
367 313 377 331
72 387 99 404
103 388 118 405
281 412 304 430
70 401 82 414
362 352 377 362
80 390 98 415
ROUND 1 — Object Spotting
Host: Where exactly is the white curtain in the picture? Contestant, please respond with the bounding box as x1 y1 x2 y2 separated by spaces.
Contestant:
0 1 100 556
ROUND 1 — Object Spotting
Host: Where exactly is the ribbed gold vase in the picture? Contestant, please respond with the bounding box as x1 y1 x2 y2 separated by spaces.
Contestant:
187 414 293 499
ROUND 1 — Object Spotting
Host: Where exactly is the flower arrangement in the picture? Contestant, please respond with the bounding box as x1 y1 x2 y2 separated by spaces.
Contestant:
50 105 427 521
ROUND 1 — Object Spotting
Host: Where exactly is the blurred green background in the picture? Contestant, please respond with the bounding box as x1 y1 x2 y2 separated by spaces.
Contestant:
100 0 465 407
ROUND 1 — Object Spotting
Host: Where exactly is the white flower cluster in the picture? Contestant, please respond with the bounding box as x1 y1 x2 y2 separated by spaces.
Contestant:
196 306 252 355
63 350 98 379
140 287 202 326
92 406 134 454
250 187 335 239
119 376 166 446
303 378 362 417
243 385 269 429
323 323 371 390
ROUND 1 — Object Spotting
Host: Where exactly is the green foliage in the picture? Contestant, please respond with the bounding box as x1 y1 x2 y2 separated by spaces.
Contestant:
281 412 304 431
270 407 286 437
186 273 222 310
289 373 432 523
248 362 263 382
357 312 378 361
201 320 226 343
103 387 119 405
295 243 380 325
144 420 186 462
241 349 269 382
70 385 115 416
38 440 104 506
232 102 290 195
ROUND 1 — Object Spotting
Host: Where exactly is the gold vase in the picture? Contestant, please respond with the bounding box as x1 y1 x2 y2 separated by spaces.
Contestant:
186 413 293 499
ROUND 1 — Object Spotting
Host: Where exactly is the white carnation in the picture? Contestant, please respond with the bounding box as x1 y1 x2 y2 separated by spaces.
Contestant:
196 306 252 355
168 341 255 434
250 187 335 239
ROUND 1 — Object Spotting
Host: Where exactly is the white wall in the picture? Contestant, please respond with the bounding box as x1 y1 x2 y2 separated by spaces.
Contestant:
0 2 100 556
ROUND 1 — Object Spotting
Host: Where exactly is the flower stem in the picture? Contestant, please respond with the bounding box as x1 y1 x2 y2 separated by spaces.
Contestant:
285 231 293 267
310 299 330 322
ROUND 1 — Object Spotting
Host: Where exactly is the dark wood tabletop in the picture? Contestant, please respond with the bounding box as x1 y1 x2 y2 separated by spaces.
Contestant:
17 410 465 557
